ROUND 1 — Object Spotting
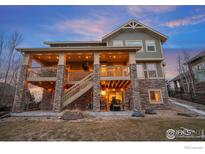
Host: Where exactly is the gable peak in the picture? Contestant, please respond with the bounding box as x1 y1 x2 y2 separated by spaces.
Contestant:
122 20 143 29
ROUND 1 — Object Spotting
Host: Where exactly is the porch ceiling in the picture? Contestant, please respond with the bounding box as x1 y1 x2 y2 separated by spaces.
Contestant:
32 52 129 63
100 80 130 89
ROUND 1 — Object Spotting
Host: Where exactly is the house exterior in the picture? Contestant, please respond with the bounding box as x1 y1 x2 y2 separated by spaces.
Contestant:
168 50 205 104
12 20 168 113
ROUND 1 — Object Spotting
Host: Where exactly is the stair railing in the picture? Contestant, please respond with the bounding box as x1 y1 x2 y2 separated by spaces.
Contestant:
62 72 94 103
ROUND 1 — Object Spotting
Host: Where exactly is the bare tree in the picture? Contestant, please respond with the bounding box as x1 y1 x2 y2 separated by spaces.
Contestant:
182 50 195 94
4 32 23 84
9 53 22 85
177 55 187 93
0 33 4 68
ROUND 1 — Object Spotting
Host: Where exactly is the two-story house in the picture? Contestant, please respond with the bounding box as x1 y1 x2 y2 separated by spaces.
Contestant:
168 50 205 104
12 19 168 113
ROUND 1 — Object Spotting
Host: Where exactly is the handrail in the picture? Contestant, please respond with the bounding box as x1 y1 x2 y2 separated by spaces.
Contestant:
64 72 93 94
62 72 94 103
27 67 57 78
64 71 92 82
100 65 130 77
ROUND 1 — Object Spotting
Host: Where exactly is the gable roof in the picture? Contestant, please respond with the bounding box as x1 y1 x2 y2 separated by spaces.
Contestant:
185 50 205 64
102 19 168 43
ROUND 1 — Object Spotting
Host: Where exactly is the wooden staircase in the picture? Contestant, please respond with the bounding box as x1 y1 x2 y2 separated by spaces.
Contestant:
62 72 94 108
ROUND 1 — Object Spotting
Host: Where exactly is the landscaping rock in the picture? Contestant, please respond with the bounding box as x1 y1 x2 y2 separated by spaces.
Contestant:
145 108 157 114
131 111 144 117
61 110 94 120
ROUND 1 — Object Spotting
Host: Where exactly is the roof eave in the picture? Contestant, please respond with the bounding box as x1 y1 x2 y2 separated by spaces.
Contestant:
16 46 141 53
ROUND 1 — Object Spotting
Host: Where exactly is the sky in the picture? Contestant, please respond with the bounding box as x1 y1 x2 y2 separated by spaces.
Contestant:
0 5 205 79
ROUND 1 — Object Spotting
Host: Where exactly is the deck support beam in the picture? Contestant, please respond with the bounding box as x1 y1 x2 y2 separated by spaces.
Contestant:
53 53 65 112
129 52 142 111
12 53 30 112
93 52 100 111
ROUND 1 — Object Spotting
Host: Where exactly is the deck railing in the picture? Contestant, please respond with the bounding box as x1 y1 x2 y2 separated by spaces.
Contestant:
100 66 130 77
64 71 92 82
27 67 57 78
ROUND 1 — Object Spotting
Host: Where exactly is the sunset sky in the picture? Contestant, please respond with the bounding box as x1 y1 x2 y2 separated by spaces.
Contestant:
0 5 205 79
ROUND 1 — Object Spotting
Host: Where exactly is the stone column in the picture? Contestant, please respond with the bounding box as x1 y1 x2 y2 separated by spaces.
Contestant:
53 53 65 112
129 52 142 111
12 53 30 113
93 52 100 111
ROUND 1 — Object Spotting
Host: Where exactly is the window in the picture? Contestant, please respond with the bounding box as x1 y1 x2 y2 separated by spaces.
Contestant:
125 40 143 52
113 40 123 47
192 62 205 82
147 64 158 78
146 40 156 52
148 89 163 104
136 64 144 78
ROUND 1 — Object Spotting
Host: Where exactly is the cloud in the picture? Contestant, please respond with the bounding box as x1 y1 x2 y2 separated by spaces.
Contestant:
127 6 177 17
164 48 201 80
163 14 205 28
54 16 118 40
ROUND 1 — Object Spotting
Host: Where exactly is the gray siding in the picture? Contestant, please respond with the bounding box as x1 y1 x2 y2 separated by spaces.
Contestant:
106 31 163 59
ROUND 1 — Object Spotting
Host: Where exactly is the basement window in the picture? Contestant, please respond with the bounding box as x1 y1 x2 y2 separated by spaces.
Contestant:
148 89 163 104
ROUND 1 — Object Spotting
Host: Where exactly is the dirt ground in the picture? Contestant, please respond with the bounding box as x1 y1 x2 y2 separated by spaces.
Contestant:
0 106 205 141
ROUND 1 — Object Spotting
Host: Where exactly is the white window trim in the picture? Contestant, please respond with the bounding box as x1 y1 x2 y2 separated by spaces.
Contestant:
113 40 123 47
148 89 163 104
146 63 158 79
145 40 156 52
136 64 145 79
125 40 144 52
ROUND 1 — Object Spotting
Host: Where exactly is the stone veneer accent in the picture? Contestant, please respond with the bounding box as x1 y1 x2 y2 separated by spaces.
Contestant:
93 64 100 111
65 88 92 110
12 65 28 112
40 89 54 110
138 79 169 110
130 64 142 111
53 65 64 112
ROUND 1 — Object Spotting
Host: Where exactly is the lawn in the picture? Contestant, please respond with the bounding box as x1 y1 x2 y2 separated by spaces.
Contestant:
0 117 205 141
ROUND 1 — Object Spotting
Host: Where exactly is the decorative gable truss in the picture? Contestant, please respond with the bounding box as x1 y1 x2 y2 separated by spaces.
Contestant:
122 20 144 29
102 19 167 43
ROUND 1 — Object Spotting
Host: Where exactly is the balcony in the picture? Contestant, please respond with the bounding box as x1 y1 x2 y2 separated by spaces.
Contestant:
100 66 130 80
27 67 57 81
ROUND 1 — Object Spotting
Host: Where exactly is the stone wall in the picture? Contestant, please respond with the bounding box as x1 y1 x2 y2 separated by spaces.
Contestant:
130 64 141 111
64 88 92 110
93 64 100 111
12 65 28 112
53 65 65 112
138 79 169 110
40 89 54 110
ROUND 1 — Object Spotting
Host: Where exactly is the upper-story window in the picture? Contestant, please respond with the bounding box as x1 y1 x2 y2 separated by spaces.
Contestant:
147 63 158 78
113 40 123 47
145 40 156 52
125 40 143 52
136 64 144 78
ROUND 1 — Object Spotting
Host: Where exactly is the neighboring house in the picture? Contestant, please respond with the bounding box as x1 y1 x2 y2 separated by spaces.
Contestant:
168 50 205 104
12 19 168 113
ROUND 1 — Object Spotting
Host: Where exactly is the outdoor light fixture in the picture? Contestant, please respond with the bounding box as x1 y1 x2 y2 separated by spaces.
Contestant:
100 90 106 96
